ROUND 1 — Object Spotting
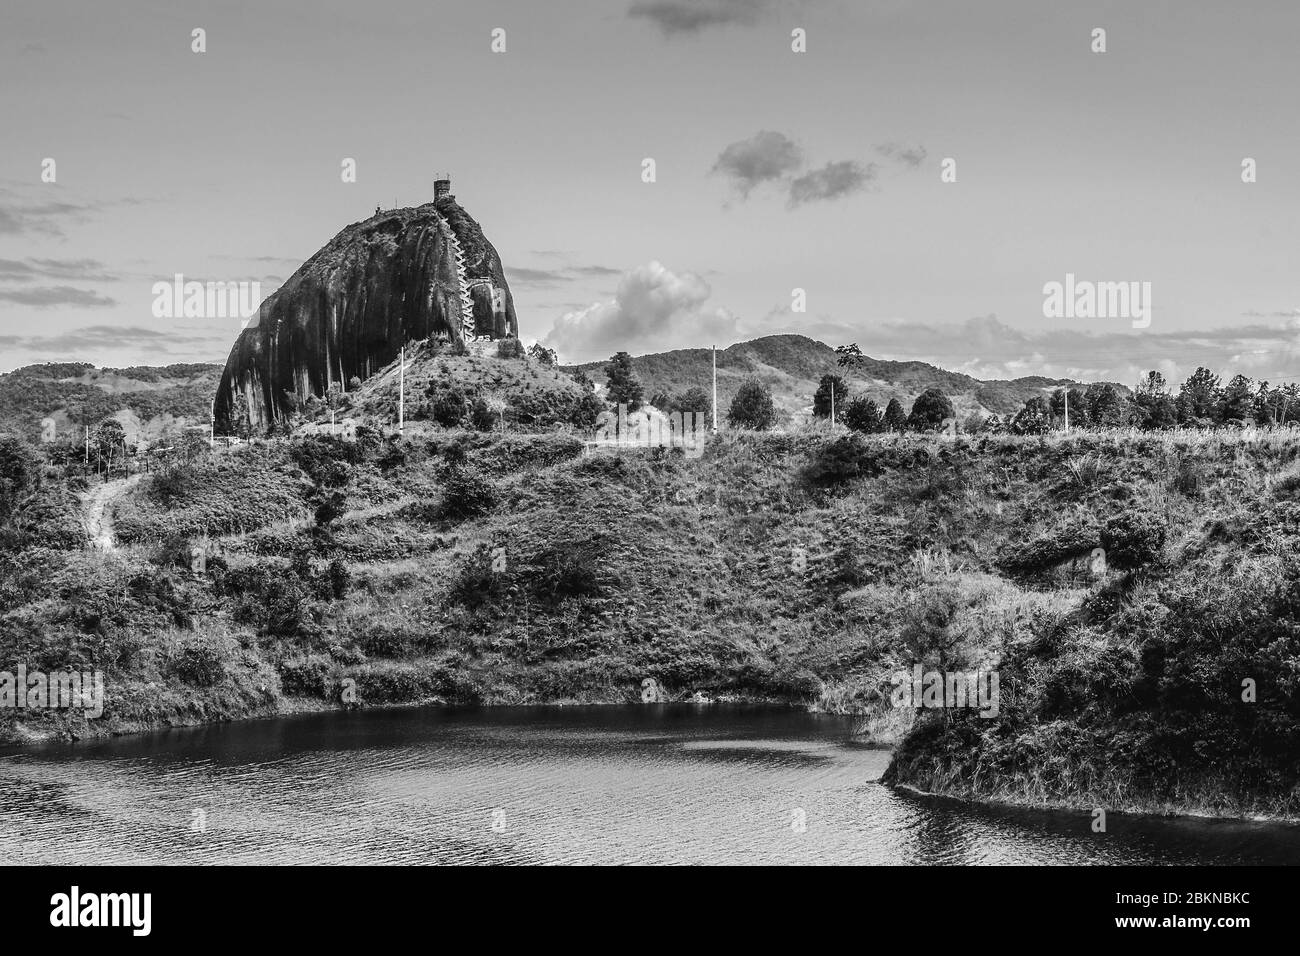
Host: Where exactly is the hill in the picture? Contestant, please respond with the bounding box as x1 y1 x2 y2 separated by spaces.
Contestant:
569 334 1085 421
0 362 220 446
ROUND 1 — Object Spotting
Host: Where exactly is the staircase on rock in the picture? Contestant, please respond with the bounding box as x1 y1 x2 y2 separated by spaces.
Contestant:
444 225 476 341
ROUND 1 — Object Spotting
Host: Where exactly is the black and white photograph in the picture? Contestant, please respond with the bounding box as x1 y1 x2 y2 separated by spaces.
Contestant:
0 0 1295 929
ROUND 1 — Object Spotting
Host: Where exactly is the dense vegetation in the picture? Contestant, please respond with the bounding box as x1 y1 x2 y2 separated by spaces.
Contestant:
2 416 1298 819
0 362 220 442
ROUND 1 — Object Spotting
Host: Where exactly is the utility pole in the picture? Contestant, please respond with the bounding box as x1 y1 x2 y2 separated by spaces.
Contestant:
830 385 836 426
711 345 718 433
209 399 215 448
398 345 405 436
1064 388 1069 433
84 425 89 465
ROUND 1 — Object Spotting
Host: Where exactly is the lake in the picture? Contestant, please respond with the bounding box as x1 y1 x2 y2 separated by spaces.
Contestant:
2 704 1296 865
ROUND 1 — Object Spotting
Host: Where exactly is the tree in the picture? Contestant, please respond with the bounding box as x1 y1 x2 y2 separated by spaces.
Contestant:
844 397 883 433
604 351 643 411
528 343 557 367
1132 372 1176 430
906 388 954 432
568 392 606 430
882 398 908 432
1066 387 1090 427
835 343 864 368
1136 370 1167 399
727 379 776 430
1141 395 1178 429
812 374 850 421
92 418 127 474
1050 387 1090 426
1010 396 1052 434
431 389 469 427
1220 374 1254 423
672 386 713 422
0 433 41 521
1086 383 1131 427
1179 367 1222 422
347 376 363 391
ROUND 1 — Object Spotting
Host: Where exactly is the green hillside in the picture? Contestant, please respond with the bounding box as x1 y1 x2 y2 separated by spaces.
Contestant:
2 425 1298 819
569 334 1078 420
0 362 220 445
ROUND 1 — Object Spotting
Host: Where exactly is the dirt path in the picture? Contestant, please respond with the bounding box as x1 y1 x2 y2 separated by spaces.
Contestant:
82 474 141 552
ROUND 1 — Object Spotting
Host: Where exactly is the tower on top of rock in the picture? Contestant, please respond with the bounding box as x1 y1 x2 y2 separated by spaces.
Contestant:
434 173 452 200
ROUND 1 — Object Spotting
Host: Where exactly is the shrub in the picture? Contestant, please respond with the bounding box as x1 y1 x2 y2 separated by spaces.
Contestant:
151 463 197 506
224 564 320 638
497 338 526 360
430 388 469 427
1100 508 1167 570
469 399 497 432
804 434 878 485
529 538 612 606
567 392 606 430
278 655 334 697
327 558 351 599
844 397 883 433
727 380 776 430
438 463 497 520
907 388 954 432
999 518 1101 578
451 564 508 617
314 490 346 527
170 643 226 687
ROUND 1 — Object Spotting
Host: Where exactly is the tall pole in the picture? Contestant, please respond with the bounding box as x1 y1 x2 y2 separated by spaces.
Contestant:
830 385 835 426
209 399 215 447
1064 389 1069 433
398 345 405 436
711 345 718 433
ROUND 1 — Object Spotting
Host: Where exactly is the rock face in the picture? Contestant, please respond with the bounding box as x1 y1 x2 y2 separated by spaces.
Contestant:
214 193 518 433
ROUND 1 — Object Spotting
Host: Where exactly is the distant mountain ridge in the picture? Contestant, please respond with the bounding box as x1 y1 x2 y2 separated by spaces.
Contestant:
0 362 220 444
570 334 1085 420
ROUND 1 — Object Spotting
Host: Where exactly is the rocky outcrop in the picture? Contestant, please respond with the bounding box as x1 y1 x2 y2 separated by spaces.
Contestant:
214 195 518 433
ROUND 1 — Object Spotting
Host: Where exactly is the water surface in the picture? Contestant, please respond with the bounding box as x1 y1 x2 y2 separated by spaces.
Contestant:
2 705 1296 865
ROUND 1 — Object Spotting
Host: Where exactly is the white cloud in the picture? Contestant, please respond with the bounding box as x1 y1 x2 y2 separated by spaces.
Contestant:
542 261 738 362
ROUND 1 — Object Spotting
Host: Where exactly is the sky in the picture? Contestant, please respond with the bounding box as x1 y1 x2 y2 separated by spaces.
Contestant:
2 0 1299 389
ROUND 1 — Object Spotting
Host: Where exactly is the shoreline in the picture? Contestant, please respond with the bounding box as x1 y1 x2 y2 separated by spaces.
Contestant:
887 781 1300 827
0 691 800 749
5 696 1297 829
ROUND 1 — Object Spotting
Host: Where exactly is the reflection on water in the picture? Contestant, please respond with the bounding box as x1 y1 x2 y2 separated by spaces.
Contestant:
1 705 1296 865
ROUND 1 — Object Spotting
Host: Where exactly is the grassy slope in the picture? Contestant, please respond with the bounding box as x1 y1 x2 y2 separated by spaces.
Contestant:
0 362 221 444
3 427 1299 819
338 343 588 431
